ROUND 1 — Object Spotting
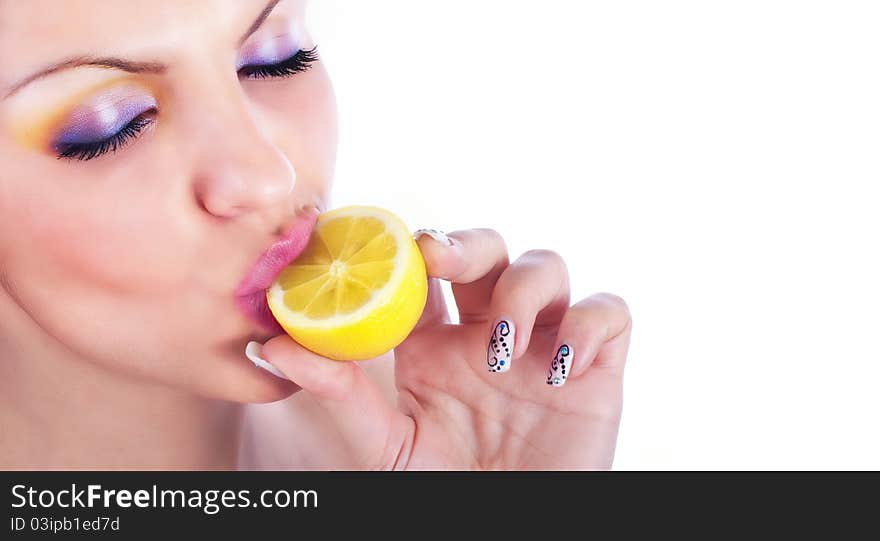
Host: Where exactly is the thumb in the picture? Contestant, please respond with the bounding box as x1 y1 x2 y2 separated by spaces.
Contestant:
250 335 415 470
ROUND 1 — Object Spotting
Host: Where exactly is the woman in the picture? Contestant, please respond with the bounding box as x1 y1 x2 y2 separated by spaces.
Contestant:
0 0 631 470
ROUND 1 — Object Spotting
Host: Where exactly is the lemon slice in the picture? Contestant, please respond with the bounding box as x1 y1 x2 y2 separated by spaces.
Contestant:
267 205 428 361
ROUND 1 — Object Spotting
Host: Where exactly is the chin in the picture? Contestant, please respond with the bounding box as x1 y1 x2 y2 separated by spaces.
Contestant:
189 347 301 404
231 371 301 404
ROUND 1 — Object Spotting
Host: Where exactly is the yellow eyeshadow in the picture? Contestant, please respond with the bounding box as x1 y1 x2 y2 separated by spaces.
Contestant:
7 77 159 152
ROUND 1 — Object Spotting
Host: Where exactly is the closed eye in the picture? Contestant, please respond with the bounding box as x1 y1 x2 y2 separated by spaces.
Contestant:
237 46 319 80
55 110 156 161
52 46 319 163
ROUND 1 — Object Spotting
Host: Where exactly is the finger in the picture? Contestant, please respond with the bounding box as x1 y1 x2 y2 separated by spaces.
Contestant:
254 335 414 469
545 293 632 387
411 277 451 332
414 228 509 323
485 249 570 373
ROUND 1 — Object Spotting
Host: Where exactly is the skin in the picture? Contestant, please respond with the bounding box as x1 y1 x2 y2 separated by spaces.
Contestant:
0 0 631 470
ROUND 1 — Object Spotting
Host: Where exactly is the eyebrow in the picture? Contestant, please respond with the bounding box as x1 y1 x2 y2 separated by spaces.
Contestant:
240 0 284 46
3 58 166 98
2 0 284 99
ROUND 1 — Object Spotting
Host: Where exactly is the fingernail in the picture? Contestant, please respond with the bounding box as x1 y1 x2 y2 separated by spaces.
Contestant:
245 341 290 381
546 344 573 387
487 320 514 373
298 202 323 219
413 228 453 246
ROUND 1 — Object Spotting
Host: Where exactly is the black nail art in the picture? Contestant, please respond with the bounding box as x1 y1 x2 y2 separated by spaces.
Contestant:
547 344 572 387
487 320 513 373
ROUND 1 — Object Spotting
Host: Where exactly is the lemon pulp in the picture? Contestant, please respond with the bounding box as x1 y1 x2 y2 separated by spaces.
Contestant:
267 206 428 361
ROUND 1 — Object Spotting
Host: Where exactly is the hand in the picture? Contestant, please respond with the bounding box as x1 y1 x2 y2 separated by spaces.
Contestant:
260 228 632 470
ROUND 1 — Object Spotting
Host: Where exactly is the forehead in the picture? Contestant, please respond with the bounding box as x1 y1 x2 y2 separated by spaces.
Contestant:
0 0 303 86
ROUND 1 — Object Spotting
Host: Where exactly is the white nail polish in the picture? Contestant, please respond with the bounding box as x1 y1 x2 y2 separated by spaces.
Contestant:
245 341 290 381
487 320 514 373
547 344 573 387
413 228 453 246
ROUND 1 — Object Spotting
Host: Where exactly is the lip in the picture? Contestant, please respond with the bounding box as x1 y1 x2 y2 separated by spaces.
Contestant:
235 208 320 332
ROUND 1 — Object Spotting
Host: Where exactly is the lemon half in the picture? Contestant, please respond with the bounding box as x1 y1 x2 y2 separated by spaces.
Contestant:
267 206 428 361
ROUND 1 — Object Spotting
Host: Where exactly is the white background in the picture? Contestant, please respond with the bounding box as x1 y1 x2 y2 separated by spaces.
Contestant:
307 1 880 469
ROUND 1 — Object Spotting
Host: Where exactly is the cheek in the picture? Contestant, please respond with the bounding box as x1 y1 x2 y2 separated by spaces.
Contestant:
0 155 236 389
33 213 170 292
247 65 338 183
1 153 194 297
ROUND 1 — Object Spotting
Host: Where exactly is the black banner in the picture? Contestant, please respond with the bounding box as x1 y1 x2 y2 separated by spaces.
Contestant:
2 472 877 537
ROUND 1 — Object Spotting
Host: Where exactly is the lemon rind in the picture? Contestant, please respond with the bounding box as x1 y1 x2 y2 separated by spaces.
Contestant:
266 206 415 330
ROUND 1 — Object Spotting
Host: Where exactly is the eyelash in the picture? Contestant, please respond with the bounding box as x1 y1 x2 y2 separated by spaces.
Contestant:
56 112 155 161
237 46 319 79
56 46 319 161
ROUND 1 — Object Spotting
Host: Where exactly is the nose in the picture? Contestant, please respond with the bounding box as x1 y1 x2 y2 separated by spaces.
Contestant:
195 145 296 219
191 88 297 221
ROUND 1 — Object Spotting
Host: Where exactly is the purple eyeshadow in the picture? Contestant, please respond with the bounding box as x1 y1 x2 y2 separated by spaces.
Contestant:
237 31 302 69
54 93 157 147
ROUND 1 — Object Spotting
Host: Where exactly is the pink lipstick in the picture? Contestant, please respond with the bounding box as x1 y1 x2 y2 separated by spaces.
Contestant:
235 208 319 333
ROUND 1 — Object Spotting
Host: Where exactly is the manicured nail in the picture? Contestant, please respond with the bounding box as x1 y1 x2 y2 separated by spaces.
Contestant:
487 320 514 373
546 344 573 387
245 341 290 381
413 228 453 246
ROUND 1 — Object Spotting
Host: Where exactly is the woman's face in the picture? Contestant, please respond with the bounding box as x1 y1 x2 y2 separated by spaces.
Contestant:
0 0 337 403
